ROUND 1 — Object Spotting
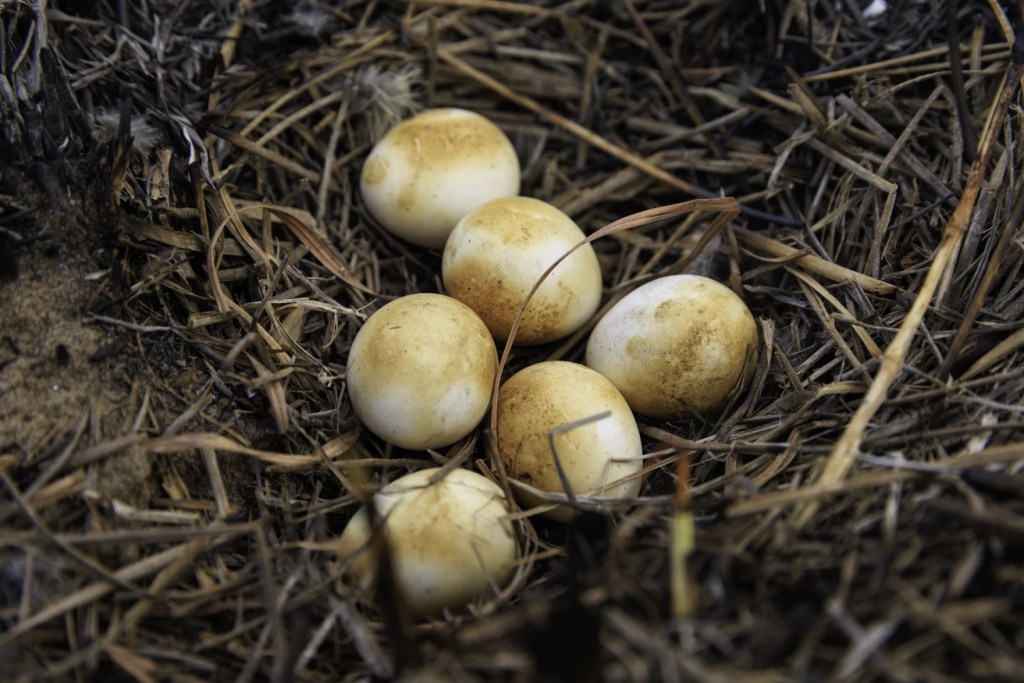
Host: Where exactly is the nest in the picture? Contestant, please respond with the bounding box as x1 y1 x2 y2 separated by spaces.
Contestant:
2 1 1023 681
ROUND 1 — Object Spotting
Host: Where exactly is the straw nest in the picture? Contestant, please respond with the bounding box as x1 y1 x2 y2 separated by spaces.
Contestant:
2 1 1023 681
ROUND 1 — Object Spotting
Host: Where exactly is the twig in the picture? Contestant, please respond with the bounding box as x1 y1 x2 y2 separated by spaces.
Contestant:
670 450 695 619
734 227 897 295
940 177 1024 378
947 0 979 163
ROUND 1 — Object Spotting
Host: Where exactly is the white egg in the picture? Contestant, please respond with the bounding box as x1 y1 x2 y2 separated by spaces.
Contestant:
359 108 521 249
586 274 759 419
442 197 602 345
346 294 498 449
496 361 643 521
337 467 518 619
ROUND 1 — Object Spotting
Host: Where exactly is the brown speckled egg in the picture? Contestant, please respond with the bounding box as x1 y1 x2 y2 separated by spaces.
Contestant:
336 467 518 619
346 294 498 449
496 361 642 521
586 275 759 419
442 197 601 345
359 108 520 249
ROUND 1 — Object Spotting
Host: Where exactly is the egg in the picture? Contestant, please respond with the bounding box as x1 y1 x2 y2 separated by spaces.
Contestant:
345 294 498 450
585 274 760 420
442 197 602 345
496 361 643 521
337 467 518 619
359 108 521 249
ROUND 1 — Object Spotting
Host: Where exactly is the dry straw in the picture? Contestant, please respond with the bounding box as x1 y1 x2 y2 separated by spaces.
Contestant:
2 1 1023 681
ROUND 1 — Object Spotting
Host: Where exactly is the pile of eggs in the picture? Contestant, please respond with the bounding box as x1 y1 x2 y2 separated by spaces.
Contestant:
338 108 760 619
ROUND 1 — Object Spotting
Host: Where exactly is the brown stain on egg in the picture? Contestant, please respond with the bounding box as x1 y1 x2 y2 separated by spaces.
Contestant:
445 267 521 340
496 367 572 493
387 109 512 173
362 157 388 185
641 284 757 417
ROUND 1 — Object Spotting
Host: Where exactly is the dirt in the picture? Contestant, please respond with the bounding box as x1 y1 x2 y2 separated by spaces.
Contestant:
1 215 114 451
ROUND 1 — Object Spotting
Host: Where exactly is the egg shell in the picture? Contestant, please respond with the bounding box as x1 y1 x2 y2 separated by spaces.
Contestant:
586 274 760 419
346 294 498 450
496 361 643 521
442 197 602 345
359 108 521 249
337 467 517 619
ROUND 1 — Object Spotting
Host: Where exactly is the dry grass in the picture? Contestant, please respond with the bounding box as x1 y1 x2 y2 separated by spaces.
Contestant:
2 0 1024 681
